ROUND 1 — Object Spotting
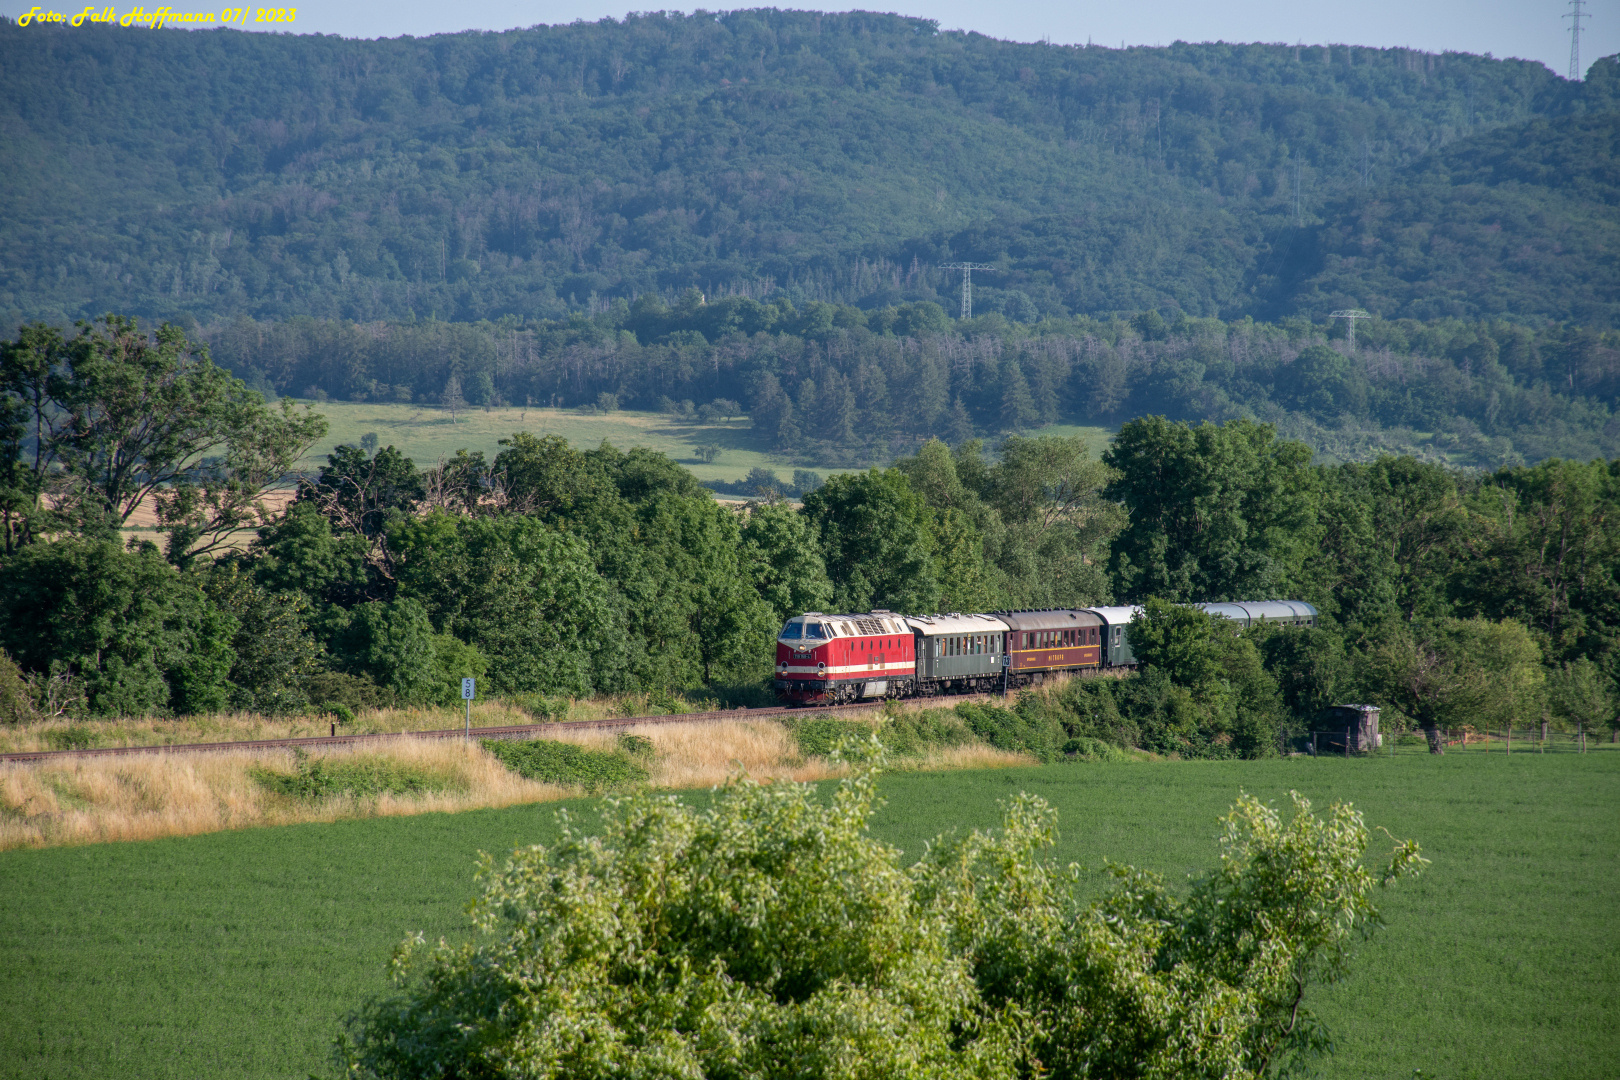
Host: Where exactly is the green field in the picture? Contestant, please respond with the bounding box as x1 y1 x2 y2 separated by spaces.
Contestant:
288 400 795 485
286 400 1114 485
6 752 1611 1079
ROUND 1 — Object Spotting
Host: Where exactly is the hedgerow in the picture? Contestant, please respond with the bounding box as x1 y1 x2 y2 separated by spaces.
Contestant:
481 738 648 792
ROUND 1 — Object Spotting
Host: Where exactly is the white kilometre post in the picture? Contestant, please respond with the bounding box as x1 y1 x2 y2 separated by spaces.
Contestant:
462 677 476 738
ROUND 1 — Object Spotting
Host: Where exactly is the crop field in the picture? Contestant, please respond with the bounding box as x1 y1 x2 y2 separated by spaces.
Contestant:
3 751 1612 1079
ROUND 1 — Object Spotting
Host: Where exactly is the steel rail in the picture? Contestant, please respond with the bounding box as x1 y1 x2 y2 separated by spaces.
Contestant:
0 700 905 764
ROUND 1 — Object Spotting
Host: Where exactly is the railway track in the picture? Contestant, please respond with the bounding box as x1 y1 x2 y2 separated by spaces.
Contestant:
0 700 904 764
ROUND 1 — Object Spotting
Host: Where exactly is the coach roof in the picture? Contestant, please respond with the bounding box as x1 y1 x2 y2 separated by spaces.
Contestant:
1198 601 1318 626
903 613 1011 635
995 609 1102 631
1085 605 1145 626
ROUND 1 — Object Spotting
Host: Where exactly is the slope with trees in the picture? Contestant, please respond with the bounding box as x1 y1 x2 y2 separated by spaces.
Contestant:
2 13 1616 328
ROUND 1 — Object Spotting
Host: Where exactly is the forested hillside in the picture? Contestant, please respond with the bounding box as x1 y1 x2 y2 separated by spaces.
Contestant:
3 10 1618 328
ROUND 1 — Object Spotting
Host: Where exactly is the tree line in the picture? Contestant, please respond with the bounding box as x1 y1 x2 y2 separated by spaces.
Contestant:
200 304 1620 471
2 319 1616 752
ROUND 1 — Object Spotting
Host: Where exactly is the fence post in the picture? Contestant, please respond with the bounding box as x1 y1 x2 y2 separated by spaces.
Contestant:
1580 723 1586 754
1506 725 1511 755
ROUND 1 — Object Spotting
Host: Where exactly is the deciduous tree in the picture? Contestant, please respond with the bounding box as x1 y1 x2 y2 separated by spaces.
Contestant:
338 764 1424 1080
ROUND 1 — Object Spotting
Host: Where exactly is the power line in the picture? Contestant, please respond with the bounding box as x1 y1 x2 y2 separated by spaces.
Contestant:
1292 151 1304 226
940 263 999 320
1330 309 1372 350
1566 0 1591 81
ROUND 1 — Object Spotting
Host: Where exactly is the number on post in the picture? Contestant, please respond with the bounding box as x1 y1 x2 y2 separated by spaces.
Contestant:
461 678 476 700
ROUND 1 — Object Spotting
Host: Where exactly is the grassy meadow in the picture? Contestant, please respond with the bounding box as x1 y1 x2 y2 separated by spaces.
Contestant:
285 400 1113 483
288 400 795 484
1 751 1614 1079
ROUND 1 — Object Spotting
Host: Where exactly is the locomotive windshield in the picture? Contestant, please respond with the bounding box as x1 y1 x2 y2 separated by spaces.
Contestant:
779 620 802 639
803 622 826 639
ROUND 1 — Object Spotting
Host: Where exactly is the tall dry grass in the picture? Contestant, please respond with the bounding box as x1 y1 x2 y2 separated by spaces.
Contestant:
0 693 758 755
0 717 1035 851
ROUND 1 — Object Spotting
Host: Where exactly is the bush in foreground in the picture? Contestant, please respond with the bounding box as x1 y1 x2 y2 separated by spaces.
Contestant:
337 758 1424 1080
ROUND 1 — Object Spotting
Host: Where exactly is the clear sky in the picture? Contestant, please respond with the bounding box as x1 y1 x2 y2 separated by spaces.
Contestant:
5 1 1617 80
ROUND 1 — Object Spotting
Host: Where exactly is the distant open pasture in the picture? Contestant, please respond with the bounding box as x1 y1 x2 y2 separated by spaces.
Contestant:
10 752 1607 1079
289 400 814 483
286 400 1114 480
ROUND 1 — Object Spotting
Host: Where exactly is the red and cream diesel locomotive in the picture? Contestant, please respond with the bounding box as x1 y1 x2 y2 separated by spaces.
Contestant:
775 610 916 704
774 602 1318 705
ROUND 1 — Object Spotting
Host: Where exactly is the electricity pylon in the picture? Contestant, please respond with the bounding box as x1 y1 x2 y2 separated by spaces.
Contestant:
1330 309 1372 350
1566 0 1590 80
940 263 999 320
